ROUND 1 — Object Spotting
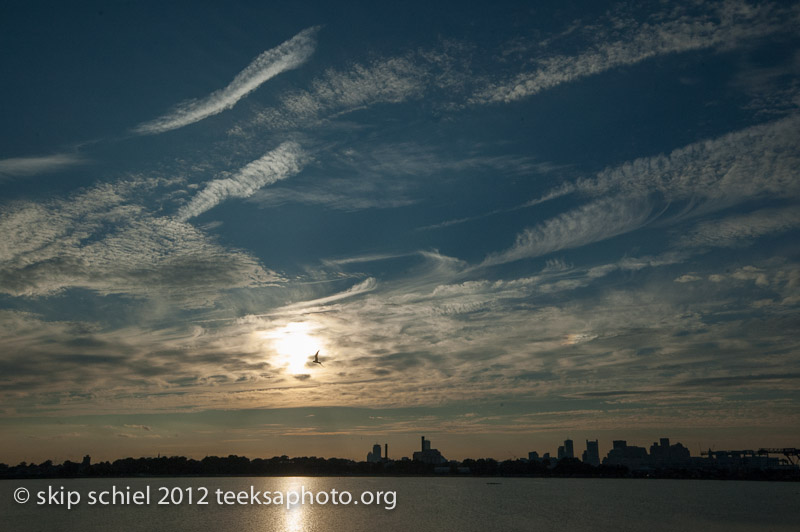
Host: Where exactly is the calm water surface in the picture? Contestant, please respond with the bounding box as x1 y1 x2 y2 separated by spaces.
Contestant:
2 477 798 531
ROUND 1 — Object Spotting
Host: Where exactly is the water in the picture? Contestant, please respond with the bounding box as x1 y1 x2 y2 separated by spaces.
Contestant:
2 477 798 531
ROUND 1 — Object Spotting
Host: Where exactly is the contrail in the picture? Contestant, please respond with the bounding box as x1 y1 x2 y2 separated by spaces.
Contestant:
134 26 320 135
177 141 306 221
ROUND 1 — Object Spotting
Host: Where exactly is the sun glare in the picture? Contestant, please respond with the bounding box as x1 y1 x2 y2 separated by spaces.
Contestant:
271 322 320 374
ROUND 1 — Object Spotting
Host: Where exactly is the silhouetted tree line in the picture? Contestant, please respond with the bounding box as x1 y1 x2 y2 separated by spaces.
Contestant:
0 454 431 479
1 455 797 480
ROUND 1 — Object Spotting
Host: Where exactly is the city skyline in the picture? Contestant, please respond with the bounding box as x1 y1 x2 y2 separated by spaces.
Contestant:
4 432 798 474
1 417 796 465
2 0 800 464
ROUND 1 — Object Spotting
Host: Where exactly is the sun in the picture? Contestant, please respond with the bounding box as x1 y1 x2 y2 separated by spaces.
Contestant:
271 322 321 374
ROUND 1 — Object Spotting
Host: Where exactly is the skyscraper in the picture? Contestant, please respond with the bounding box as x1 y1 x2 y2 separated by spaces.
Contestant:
564 439 574 459
582 439 600 466
367 443 382 462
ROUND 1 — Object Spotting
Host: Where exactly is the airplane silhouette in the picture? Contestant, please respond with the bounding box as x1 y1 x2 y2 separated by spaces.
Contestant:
312 350 323 366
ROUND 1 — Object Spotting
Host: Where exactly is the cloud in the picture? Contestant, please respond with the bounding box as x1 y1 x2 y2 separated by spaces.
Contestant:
482 197 655 266
483 114 800 267
3 247 798 419
252 185 416 212
676 207 800 248
253 142 555 213
0 309 286 412
247 56 428 131
521 183 576 208
577 115 800 204
281 277 378 310
0 153 85 179
177 141 306 220
419 179 573 231
471 1 798 105
134 26 319 135
322 252 415 267
0 178 280 304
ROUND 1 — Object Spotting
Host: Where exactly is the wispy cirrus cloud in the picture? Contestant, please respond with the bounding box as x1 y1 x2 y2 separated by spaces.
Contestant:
471 1 799 105
488 114 800 266
0 177 280 305
576 114 800 204
243 56 429 132
482 197 656 266
0 153 86 180
253 142 556 212
177 141 307 220
269 277 378 312
677 206 800 248
134 26 319 135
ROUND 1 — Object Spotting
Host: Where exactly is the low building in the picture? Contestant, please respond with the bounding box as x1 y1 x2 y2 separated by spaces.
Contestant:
649 438 690 468
413 436 447 465
604 440 650 470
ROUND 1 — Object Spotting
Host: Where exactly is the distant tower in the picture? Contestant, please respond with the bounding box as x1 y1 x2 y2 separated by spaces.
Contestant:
582 440 600 466
367 443 382 463
385 443 388 461
421 436 431 451
564 439 574 459
80 455 91 473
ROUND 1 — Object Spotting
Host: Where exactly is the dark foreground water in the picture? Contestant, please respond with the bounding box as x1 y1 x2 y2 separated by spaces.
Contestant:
2 477 798 531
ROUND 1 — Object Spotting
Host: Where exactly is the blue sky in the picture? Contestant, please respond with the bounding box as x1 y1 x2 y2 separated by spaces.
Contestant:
1 0 799 462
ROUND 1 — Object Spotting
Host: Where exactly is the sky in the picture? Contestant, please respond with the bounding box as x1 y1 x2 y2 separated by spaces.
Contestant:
1 0 799 464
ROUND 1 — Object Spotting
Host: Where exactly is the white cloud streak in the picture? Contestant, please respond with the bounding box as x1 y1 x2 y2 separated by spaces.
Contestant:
177 141 306 220
134 26 319 135
471 1 799 105
677 207 800 248
0 153 85 179
482 197 655 266
484 114 800 266
578 114 800 203
248 56 428 130
259 277 378 313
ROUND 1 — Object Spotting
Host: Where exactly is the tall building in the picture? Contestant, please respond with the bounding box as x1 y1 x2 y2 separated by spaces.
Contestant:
582 440 600 466
367 443 382 463
564 439 574 459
